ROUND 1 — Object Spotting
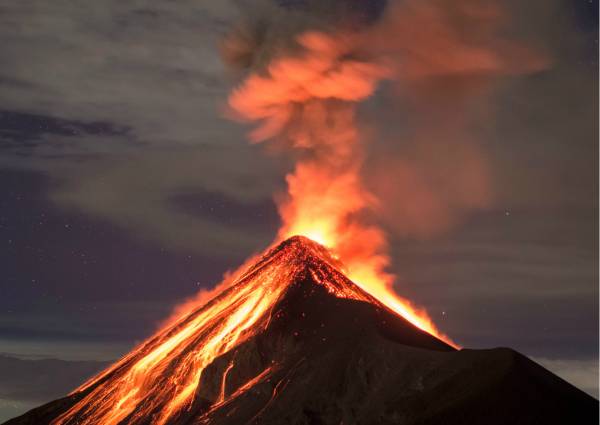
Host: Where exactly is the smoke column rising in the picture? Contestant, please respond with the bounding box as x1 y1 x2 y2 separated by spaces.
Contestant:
223 0 547 342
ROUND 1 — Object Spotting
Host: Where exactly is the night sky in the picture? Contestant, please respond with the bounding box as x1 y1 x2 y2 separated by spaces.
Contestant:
0 0 597 414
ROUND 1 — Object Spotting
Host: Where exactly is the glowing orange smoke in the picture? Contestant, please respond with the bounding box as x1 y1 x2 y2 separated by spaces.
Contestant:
228 30 452 345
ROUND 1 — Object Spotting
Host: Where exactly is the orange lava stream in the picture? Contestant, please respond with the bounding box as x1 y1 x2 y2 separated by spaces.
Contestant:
52 255 292 425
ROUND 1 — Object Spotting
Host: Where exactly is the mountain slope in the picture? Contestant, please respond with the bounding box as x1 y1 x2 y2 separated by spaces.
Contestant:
4 236 597 424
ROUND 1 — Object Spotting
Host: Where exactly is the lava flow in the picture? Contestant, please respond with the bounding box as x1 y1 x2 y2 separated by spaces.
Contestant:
52 236 438 425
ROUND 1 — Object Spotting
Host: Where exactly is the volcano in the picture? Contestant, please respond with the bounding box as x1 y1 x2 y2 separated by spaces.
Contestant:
5 236 597 425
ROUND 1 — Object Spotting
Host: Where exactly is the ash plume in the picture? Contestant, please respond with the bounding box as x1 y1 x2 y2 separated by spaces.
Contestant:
221 0 547 336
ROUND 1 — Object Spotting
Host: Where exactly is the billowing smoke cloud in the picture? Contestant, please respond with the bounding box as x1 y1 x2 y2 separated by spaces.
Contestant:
221 0 548 340
223 0 543 334
223 0 548 241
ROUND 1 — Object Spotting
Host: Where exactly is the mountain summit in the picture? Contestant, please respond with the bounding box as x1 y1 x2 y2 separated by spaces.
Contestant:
4 236 597 425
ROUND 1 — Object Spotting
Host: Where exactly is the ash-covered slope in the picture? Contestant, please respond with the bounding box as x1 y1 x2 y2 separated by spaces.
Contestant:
4 236 597 425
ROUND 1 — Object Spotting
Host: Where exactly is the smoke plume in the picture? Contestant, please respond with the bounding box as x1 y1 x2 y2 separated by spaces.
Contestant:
222 0 547 339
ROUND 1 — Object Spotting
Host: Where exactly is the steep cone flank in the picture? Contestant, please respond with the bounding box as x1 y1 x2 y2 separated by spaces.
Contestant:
5 237 597 425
